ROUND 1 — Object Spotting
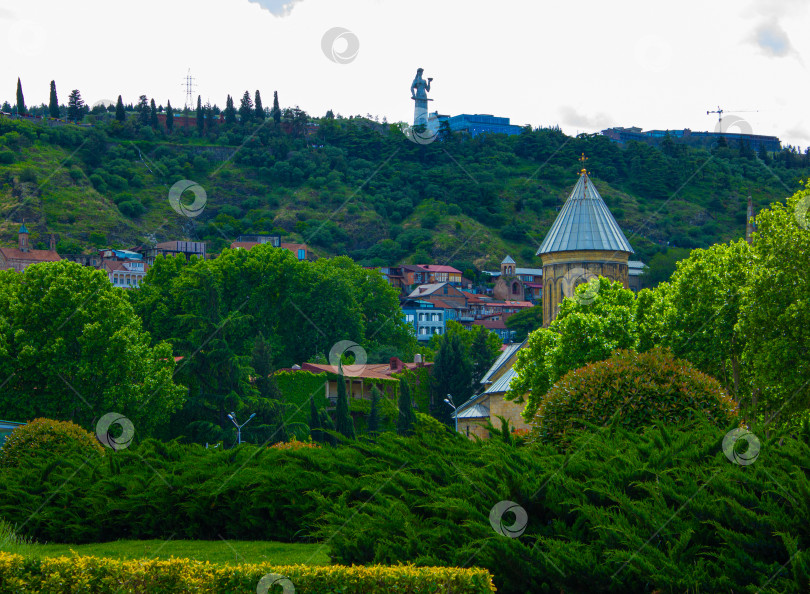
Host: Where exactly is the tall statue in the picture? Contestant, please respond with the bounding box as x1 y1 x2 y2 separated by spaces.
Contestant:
410 68 433 126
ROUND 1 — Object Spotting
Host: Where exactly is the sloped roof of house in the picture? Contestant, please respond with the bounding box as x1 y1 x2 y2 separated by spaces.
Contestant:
407 283 447 298
0 248 61 263
299 359 432 380
501 255 516 264
480 341 525 384
420 264 461 274
484 367 518 394
473 319 507 330
537 172 634 255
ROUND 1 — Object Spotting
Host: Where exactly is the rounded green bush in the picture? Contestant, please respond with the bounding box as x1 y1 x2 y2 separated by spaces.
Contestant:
0 418 104 468
532 348 739 443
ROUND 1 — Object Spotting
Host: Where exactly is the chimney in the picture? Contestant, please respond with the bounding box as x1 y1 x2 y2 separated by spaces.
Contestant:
414 353 422 365
389 357 402 373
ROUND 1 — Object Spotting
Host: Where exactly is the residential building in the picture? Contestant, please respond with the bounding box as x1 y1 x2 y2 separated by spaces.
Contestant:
0 224 61 271
296 356 432 406
453 342 530 439
401 299 446 341
601 126 781 153
400 264 463 289
230 235 311 260
99 249 148 289
135 240 206 265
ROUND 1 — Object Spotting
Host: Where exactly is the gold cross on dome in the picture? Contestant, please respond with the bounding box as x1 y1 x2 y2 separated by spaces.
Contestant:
579 153 588 176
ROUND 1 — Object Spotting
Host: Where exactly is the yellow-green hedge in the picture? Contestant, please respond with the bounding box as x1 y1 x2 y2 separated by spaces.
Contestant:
0 553 496 593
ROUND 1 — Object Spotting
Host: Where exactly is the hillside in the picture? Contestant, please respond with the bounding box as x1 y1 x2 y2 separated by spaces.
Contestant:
1 111 807 284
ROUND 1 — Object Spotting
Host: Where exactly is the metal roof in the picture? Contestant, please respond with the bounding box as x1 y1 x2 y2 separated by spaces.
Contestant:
501 255 516 264
480 342 523 384
484 367 518 394
537 173 634 255
455 403 489 419
18 223 28 234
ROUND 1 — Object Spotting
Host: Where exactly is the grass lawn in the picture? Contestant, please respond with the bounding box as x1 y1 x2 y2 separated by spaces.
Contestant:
0 538 330 566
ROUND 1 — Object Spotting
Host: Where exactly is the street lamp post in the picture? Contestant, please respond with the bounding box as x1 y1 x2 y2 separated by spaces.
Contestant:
227 411 256 446
443 394 458 434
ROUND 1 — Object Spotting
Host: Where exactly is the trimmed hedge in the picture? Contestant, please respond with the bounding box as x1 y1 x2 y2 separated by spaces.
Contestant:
533 347 739 443
0 553 495 594
0 418 104 468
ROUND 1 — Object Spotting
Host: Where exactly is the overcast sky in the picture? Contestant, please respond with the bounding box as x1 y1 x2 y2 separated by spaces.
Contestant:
3 0 809 147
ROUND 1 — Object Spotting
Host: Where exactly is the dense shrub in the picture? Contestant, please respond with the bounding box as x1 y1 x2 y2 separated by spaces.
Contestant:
0 553 495 594
0 418 104 468
0 425 807 592
533 347 739 443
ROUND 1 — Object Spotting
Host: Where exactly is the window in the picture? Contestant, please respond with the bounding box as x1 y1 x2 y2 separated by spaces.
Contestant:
443 286 448 294
406 314 414 323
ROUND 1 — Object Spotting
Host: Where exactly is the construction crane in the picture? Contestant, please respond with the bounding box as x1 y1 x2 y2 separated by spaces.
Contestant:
706 106 759 125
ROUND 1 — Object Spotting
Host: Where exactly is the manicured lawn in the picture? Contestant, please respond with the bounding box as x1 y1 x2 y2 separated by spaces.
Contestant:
1 539 330 566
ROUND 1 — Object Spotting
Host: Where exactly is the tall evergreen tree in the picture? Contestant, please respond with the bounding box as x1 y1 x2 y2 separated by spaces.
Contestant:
396 378 415 437
250 333 286 444
15 78 25 116
309 393 322 442
205 101 215 131
430 332 472 428
368 386 381 435
48 80 59 118
319 410 337 446
757 143 770 164
272 91 281 124
224 94 236 125
334 366 356 439
137 95 149 126
149 98 158 129
238 91 253 124
470 327 495 385
165 100 174 132
196 95 204 133
115 95 126 122
66 89 85 122
254 90 265 121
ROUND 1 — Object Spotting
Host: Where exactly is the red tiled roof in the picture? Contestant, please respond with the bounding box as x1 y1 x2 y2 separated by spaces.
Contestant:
474 319 507 330
420 265 461 274
230 241 259 250
0 248 61 263
102 261 148 273
281 242 307 252
487 301 533 308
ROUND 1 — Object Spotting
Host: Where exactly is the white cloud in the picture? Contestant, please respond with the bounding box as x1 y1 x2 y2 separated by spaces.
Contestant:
559 106 614 131
245 0 303 17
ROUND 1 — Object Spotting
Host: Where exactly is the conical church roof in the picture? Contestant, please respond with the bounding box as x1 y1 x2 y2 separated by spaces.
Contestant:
537 171 634 255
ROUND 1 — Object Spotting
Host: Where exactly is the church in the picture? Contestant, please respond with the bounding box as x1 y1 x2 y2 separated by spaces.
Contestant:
0 223 61 272
454 158 637 437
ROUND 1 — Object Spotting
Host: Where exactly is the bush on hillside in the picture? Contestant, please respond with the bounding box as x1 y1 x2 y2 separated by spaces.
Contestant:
0 418 104 468
532 347 739 444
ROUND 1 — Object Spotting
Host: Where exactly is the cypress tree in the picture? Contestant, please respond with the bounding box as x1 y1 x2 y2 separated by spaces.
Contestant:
196 95 204 133
115 95 125 122
149 98 158 129
397 379 415 437
309 393 322 442
224 94 236 125
137 95 149 126
334 367 356 439
165 100 174 133
15 77 25 116
48 81 59 118
319 410 337 446
238 91 253 124
272 91 280 124
254 90 265 121
66 89 85 122
368 386 381 435
431 332 472 428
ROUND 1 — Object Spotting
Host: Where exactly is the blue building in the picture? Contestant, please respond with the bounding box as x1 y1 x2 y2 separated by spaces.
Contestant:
602 126 781 153
442 114 525 138
401 299 447 341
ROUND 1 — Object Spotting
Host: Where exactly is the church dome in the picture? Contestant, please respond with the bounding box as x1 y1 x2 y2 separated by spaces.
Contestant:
537 172 634 255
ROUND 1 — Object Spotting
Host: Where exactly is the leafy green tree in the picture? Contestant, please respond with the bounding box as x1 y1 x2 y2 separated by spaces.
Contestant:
430 331 472 427
367 386 381 434
15 77 25 115
48 80 59 118
115 95 125 122
396 378 415 436
0 261 185 435
334 366 355 439
272 91 280 124
238 91 253 124
66 89 85 122
739 182 810 430
224 94 236 125
254 90 265 121
149 98 158 129
196 95 204 133
470 325 497 385
504 304 543 342
165 100 174 132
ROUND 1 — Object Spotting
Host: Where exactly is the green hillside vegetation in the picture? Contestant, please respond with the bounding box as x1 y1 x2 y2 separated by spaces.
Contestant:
1 92 809 281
